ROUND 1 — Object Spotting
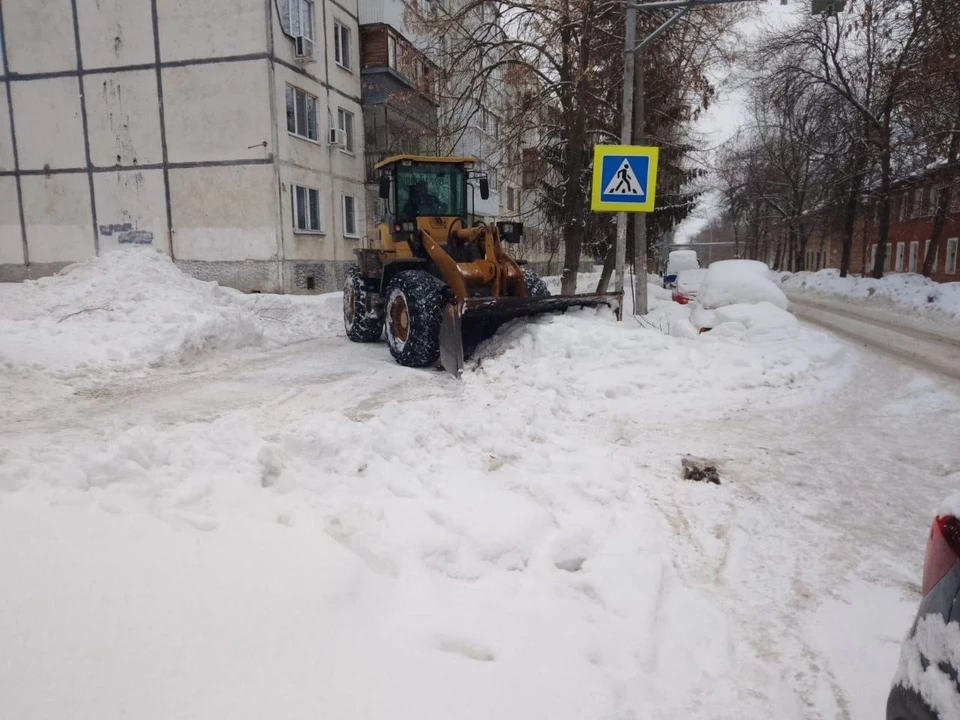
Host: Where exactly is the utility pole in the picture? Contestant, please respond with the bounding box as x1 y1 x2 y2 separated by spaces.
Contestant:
632 50 647 314
614 5 636 301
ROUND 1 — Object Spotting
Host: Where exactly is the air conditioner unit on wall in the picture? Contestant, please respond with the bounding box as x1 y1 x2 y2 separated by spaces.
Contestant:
294 35 313 59
329 128 346 147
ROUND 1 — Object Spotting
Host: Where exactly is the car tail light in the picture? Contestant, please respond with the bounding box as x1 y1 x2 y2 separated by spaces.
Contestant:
674 294 689 305
921 515 960 595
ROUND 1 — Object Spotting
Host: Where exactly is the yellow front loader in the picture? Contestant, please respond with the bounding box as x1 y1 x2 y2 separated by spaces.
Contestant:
343 155 622 376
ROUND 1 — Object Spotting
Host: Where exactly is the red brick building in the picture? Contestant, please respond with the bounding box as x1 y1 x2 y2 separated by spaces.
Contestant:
855 166 960 282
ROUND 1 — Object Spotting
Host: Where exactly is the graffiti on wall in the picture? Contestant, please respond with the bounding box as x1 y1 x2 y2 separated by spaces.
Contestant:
99 223 154 245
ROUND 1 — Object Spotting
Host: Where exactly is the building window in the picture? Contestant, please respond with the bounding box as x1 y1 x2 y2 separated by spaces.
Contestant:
869 244 876 270
337 108 355 152
343 195 359 237
895 242 905 272
284 0 314 43
909 240 919 272
292 185 322 232
951 183 960 212
924 239 938 272
506 187 515 211
334 22 352 70
286 85 317 141
479 109 499 138
947 238 959 275
911 188 924 218
929 185 942 216
899 193 909 222
387 33 397 68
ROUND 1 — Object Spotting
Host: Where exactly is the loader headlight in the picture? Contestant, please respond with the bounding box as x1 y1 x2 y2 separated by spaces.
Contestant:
401 222 415 232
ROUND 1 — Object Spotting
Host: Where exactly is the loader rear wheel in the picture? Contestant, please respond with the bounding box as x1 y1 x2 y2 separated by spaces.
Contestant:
384 270 446 367
343 266 383 342
523 268 550 298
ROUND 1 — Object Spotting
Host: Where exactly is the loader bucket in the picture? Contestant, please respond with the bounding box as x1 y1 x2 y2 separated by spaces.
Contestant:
439 292 624 377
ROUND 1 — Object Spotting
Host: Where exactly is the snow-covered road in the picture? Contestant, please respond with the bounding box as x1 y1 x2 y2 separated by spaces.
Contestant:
790 294 960 382
2 252 959 719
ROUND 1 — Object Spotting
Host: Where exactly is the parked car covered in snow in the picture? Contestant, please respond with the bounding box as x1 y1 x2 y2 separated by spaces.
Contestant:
886 499 960 720
663 250 700 289
672 268 708 305
689 260 792 335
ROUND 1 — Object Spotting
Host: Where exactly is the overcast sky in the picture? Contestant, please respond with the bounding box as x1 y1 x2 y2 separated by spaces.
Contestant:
672 1 801 243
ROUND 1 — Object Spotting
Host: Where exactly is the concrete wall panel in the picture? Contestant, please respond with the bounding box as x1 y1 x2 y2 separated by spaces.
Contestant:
0 177 24 264
93 170 168 255
85 71 163 167
76 0 155 69
3 0 78 74
169 165 278 262
0 84 14 172
163 61 272 163
21 174 95 263
157 0 266 62
11 78 86 171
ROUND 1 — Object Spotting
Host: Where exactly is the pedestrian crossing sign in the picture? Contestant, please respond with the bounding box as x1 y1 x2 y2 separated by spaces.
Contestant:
590 145 659 212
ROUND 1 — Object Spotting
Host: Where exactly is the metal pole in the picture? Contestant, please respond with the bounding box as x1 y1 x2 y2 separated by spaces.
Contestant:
632 51 647 315
615 5 636 299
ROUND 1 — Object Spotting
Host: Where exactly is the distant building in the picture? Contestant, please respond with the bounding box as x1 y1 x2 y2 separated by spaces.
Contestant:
0 0 366 292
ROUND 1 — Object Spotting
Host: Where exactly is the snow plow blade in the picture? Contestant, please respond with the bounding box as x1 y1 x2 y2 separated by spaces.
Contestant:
439 291 624 377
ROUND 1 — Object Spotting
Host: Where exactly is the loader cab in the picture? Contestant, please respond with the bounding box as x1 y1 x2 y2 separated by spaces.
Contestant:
376 155 489 234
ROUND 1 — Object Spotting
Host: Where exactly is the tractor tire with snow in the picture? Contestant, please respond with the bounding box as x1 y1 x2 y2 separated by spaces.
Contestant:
384 270 446 367
343 266 384 342
523 268 550 297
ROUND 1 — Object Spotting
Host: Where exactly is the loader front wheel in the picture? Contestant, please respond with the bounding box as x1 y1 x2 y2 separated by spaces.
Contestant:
523 268 550 298
343 267 384 342
384 270 446 367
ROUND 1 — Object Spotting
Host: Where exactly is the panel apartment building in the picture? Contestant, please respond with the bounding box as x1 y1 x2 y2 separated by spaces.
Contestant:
0 0 366 292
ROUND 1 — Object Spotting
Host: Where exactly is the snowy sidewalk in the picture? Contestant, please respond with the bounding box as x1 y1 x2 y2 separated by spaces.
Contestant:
2 251 959 719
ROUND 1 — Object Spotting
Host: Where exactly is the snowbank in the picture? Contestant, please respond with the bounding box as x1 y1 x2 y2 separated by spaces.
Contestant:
691 302 800 342
699 259 788 310
780 269 960 323
0 249 341 380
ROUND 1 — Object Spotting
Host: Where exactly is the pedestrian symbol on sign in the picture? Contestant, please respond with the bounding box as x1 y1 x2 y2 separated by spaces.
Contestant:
603 159 645 197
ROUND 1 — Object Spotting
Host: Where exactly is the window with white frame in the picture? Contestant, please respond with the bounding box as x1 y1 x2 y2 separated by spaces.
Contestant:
947 238 959 274
924 239 938 272
334 22 352 70
292 185 322 232
387 33 397 69
285 85 317 141
909 240 919 272
337 108 355 152
343 195 359 237
869 243 876 270
895 242 905 271
898 193 909 222
283 0 314 42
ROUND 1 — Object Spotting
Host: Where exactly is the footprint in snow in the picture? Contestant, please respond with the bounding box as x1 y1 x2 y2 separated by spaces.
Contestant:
432 635 497 662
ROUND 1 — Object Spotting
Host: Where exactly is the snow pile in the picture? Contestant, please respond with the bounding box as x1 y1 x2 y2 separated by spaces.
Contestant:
892 614 960 718
940 492 960 517
0 249 341 381
780 269 960 322
692 302 800 342
699 259 788 310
